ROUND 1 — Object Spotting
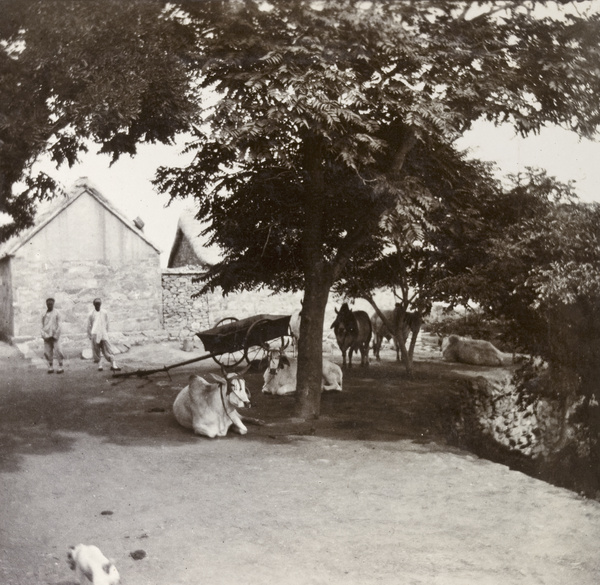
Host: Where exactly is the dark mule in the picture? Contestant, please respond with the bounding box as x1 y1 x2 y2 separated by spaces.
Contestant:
331 303 372 368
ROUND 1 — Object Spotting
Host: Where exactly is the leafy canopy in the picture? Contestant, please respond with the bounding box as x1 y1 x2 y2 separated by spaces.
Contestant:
156 0 600 296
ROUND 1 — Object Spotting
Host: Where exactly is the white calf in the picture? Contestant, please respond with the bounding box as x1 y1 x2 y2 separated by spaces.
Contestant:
262 349 343 395
441 334 504 367
173 370 251 438
67 544 120 585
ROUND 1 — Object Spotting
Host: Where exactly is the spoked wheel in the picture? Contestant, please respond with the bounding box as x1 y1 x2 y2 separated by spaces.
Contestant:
244 319 293 368
211 317 245 369
244 319 271 368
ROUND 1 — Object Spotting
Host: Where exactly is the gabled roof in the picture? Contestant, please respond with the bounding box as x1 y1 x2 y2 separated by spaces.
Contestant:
0 177 161 259
167 208 223 268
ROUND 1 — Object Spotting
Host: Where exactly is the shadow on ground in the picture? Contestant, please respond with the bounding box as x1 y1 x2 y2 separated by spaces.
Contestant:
0 353 463 474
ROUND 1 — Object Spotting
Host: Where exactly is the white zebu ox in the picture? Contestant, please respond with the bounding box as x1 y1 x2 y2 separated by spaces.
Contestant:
173 369 251 438
440 334 505 367
262 348 343 395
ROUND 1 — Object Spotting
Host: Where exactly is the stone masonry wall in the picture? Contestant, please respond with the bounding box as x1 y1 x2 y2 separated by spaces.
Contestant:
11 256 163 340
456 369 589 460
162 268 303 342
161 269 402 353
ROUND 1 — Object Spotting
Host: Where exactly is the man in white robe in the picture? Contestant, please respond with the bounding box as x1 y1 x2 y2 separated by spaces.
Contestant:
41 297 64 373
86 298 120 371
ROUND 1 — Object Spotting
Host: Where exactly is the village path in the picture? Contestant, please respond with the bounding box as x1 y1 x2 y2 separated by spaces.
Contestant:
0 339 599 585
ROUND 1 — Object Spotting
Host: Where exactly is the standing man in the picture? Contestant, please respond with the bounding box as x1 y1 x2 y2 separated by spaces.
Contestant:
41 297 64 374
87 298 120 371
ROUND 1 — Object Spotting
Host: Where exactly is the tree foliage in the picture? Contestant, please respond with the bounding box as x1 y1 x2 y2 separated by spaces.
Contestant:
0 0 197 240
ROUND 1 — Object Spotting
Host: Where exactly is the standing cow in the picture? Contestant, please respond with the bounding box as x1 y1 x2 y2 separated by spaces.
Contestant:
173 369 251 438
330 303 372 367
392 304 423 359
371 306 422 362
371 309 402 361
289 308 302 349
262 347 343 395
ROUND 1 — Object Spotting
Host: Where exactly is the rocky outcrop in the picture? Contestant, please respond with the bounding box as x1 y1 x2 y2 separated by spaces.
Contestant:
454 367 591 462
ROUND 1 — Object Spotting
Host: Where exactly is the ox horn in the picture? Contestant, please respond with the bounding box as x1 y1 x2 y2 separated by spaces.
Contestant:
210 372 227 385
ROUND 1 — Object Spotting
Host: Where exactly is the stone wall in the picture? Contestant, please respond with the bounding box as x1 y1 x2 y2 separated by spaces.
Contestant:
161 268 303 341
453 368 597 495
11 256 163 340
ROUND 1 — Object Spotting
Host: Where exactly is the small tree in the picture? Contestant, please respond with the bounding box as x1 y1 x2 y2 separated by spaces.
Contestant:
332 184 437 375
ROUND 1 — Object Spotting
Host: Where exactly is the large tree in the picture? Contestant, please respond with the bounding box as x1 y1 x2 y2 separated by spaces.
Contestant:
3 1 600 419
155 0 600 418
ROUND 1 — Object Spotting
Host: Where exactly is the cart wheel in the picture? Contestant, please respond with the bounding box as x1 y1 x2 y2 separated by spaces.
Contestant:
244 319 273 368
214 316 238 328
211 317 245 369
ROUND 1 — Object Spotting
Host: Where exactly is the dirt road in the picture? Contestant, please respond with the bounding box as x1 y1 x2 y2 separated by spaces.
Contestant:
1 341 599 585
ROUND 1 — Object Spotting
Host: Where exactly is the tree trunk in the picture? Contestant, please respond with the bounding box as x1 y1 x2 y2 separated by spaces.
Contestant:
294 265 332 419
395 325 413 377
294 134 333 420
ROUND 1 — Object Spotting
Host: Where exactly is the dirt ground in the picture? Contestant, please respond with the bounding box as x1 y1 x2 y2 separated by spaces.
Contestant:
1 339 600 585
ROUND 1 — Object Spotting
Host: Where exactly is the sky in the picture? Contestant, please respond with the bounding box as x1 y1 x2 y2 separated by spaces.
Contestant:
42 121 600 267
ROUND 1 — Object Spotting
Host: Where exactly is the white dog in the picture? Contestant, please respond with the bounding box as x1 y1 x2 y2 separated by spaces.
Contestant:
67 544 120 585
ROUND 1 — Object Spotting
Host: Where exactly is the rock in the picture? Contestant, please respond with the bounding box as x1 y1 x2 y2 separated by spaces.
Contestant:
130 549 146 561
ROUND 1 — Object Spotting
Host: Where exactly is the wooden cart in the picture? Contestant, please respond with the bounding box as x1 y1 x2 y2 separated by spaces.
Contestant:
197 314 291 368
113 313 292 378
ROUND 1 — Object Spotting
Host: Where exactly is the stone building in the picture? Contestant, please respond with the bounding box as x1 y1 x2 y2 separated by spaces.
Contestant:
162 210 221 339
0 178 163 342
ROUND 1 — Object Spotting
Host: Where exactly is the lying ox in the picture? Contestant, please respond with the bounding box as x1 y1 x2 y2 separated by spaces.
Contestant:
262 348 343 395
173 369 251 438
67 544 120 585
441 334 504 367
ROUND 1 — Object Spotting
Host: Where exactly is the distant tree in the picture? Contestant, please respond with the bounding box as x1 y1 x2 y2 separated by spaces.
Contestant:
456 181 600 492
155 0 600 418
333 152 502 376
431 168 580 348
459 172 599 361
0 0 197 241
